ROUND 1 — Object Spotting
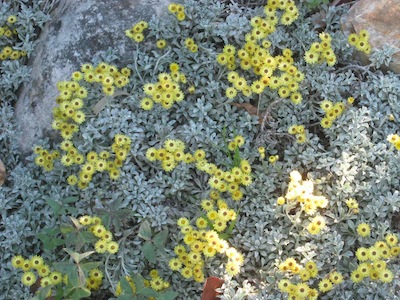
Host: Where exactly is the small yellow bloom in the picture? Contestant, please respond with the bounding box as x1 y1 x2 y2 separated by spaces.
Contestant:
356 223 371 237
276 197 285 205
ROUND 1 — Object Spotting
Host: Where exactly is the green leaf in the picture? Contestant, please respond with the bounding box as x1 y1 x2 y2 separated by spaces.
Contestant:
80 261 102 273
70 287 91 299
37 228 64 251
45 198 62 215
34 285 52 300
153 229 168 248
60 224 76 235
64 196 78 203
156 291 179 300
65 265 79 287
120 276 135 295
52 262 76 274
142 241 156 263
64 229 97 250
117 295 135 300
138 220 152 240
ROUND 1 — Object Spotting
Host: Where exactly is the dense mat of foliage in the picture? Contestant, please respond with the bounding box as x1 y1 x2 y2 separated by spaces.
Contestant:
1 0 399 299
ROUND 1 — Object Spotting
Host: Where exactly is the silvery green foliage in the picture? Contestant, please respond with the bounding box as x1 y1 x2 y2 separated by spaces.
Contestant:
369 45 399 69
2 0 400 299
218 276 258 300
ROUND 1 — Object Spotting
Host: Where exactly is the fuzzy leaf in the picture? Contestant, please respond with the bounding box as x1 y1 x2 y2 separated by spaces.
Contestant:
138 220 152 240
142 241 156 263
153 229 168 248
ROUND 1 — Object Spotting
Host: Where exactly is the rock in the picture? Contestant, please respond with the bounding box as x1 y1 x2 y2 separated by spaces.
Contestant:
15 0 171 153
341 0 400 73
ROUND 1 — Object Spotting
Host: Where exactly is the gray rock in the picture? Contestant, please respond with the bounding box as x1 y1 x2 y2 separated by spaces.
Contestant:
15 0 171 153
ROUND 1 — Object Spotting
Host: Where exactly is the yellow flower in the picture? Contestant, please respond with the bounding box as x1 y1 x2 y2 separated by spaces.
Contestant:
29 255 44 269
379 269 394 283
7 15 17 24
350 269 363 283
107 241 119 254
357 223 371 237
385 233 398 246
177 217 190 227
156 39 167 49
50 271 63 284
355 247 369 261
276 197 285 205
95 239 108 253
79 215 92 225
37 264 50 277
21 272 36 287
181 267 193 279
329 271 343 284
11 256 25 269
318 279 333 293
225 87 237 99
225 261 240 276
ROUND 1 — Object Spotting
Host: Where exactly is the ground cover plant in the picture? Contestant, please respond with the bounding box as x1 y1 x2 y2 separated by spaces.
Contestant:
1 0 400 299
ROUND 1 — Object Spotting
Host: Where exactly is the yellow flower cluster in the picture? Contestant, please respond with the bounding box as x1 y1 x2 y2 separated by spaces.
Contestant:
306 215 326 235
278 279 319 300
115 271 170 296
348 29 371 54
77 62 130 95
304 32 337 66
278 170 328 215
0 16 27 61
12 255 63 291
141 63 186 110
216 0 304 104
351 233 400 283
387 134 400 150
0 45 26 61
33 147 60 171
168 3 186 21
216 44 237 70
125 20 149 43
201 196 237 233
147 136 252 200
170 223 244 281
86 268 104 291
258 146 266 160
319 99 347 129
79 215 119 254
278 257 303 274
287 124 307 144
184 37 198 53
33 62 131 188
264 0 299 26
61 133 131 189
279 259 343 298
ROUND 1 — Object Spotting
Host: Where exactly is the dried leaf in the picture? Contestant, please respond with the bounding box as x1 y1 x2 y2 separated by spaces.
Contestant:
92 91 130 115
201 276 224 300
0 159 5 186
92 97 108 115
231 102 265 124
